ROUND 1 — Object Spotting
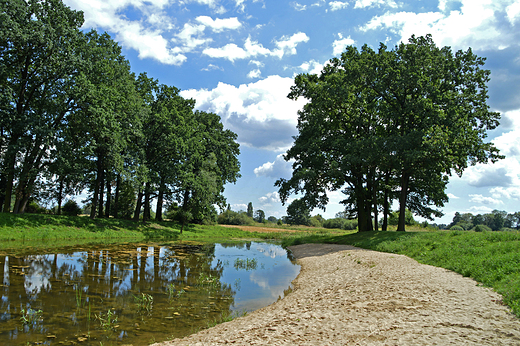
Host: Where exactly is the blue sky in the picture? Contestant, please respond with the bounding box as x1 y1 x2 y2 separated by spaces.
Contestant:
63 0 520 224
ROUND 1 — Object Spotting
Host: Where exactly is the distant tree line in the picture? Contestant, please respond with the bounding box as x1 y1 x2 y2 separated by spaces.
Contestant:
0 0 240 229
446 210 520 232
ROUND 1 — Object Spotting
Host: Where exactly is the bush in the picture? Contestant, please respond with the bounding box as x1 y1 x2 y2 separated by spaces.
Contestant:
62 200 82 216
323 218 345 229
25 200 47 214
343 219 358 230
450 225 464 231
473 224 492 232
309 217 322 228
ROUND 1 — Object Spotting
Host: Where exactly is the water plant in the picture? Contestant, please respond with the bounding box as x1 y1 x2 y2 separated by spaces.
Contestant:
198 272 220 289
20 308 43 325
134 293 153 312
233 257 258 270
96 309 118 331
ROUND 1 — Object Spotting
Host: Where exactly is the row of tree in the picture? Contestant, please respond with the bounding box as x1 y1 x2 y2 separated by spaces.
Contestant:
446 210 520 231
276 35 502 232
0 0 240 228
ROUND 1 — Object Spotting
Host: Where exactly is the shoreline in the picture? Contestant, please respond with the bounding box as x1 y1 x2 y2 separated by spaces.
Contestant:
154 243 520 345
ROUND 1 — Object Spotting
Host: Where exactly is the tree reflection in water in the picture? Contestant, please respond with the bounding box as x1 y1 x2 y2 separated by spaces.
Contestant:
0 241 299 345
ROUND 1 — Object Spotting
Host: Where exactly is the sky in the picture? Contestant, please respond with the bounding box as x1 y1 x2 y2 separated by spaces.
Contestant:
62 0 520 224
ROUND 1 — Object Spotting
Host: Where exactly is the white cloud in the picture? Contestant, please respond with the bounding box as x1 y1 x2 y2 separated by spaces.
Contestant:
247 69 262 78
468 205 495 214
292 2 307 11
174 22 212 53
201 64 223 71
272 32 310 58
464 166 513 188
332 34 355 55
195 16 242 32
329 1 349 11
259 192 282 205
360 1 520 51
203 33 309 62
469 194 504 205
297 59 325 75
254 154 294 178
506 1 520 24
232 203 248 212
491 186 520 200
180 75 307 151
447 193 459 199
249 60 265 67
353 0 397 9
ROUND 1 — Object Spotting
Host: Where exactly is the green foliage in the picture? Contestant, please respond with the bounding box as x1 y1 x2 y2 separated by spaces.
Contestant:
286 199 311 226
25 200 47 214
450 225 464 231
247 202 253 218
134 293 153 313
62 200 82 216
96 309 118 331
217 210 254 226
254 209 265 223
322 218 358 230
474 224 492 232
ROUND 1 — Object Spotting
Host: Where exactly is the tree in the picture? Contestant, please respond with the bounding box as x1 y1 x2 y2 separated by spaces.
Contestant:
247 202 253 218
286 199 311 226
276 35 502 232
254 209 265 223
0 0 84 213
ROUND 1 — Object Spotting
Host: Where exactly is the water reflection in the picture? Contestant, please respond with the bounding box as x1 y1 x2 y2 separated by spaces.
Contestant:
0 241 299 345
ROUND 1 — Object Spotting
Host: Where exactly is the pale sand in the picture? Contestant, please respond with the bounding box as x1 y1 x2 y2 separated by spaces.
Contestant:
154 243 520 345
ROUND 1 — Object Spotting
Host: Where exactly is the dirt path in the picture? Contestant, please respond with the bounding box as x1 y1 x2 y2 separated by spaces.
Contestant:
154 244 520 345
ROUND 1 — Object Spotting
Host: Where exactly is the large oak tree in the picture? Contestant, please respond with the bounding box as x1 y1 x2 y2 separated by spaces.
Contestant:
277 35 502 232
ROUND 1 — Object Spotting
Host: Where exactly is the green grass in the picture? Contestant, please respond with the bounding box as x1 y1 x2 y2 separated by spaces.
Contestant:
283 229 520 318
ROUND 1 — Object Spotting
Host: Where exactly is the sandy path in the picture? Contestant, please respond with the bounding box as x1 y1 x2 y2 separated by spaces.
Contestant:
154 244 520 345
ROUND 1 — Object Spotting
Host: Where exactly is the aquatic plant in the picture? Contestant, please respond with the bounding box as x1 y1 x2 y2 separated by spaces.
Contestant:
95 309 118 331
134 293 153 312
20 308 43 325
233 257 258 270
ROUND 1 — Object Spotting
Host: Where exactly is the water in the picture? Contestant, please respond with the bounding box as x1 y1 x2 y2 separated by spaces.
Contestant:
0 241 300 345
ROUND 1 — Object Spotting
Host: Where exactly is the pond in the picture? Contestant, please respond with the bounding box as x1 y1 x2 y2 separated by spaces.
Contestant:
0 241 300 345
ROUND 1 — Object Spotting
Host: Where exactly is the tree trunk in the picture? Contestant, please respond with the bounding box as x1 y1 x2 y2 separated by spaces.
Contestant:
105 178 111 218
382 171 390 231
90 157 103 219
143 182 151 222
133 186 143 221
155 178 165 222
97 167 105 218
113 174 121 218
57 178 64 215
397 171 410 232
2 152 17 213
371 168 378 231
180 188 190 234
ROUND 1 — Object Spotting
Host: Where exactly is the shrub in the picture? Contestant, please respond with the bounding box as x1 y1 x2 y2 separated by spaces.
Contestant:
25 200 46 214
343 219 358 230
62 200 82 216
217 210 254 225
323 218 345 229
309 217 322 228
473 224 492 232
450 225 464 231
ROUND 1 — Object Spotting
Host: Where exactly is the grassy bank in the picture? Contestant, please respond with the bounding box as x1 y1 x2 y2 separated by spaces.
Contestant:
0 213 283 251
282 230 520 317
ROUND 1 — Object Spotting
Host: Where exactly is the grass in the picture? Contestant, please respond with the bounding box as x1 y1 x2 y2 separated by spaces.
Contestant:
282 229 520 318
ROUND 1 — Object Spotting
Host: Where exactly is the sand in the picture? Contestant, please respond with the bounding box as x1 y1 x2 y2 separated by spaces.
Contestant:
153 243 520 345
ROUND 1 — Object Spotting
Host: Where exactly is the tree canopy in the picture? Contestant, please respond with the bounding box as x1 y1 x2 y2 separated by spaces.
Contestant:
276 35 502 232
0 0 241 226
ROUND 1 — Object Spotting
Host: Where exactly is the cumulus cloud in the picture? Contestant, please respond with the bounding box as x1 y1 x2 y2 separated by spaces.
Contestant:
360 1 520 51
469 194 504 205
353 0 397 9
329 1 349 11
195 16 242 32
254 154 293 178
491 186 520 200
464 166 513 188
180 75 307 151
247 69 262 79
203 33 309 62
258 192 282 205
64 0 188 65
447 193 459 200
292 2 307 11
297 59 326 75
332 34 355 55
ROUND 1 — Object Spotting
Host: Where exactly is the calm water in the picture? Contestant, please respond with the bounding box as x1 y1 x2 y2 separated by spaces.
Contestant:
0 241 300 345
